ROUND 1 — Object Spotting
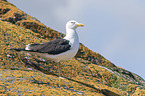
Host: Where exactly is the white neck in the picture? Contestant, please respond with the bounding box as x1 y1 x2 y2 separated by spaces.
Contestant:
64 28 79 47
64 29 77 39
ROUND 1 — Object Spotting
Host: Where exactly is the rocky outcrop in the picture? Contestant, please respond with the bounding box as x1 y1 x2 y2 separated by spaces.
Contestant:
0 0 145 95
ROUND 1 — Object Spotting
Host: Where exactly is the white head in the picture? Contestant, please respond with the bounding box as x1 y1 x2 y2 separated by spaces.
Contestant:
66 20 84 29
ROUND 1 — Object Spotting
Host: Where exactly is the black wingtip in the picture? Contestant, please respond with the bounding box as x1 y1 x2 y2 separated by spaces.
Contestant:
10 48 25 51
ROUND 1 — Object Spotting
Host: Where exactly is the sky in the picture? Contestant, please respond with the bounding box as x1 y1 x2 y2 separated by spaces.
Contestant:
8 0 145 79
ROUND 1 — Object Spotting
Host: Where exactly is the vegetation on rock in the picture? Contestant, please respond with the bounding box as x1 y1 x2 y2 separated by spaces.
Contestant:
0 0 145 95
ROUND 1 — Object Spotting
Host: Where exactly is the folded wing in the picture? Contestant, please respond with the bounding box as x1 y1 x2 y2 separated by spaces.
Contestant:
27 39 71 55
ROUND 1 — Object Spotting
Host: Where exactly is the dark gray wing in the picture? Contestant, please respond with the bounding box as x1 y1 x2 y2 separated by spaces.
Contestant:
28 39 71 55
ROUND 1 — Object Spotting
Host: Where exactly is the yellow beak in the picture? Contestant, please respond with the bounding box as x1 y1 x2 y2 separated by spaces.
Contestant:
76 23 84 27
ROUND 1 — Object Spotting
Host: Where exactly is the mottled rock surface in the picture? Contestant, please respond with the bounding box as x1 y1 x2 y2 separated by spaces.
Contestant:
0 0 145 95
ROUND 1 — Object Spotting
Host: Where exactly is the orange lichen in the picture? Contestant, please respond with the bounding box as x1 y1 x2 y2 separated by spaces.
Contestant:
0 0 145 95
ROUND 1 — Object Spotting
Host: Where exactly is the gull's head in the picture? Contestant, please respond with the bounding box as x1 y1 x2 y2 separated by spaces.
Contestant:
66 20 84 29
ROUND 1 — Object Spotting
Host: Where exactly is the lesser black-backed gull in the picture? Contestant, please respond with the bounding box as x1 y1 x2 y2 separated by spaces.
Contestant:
11 20 84 77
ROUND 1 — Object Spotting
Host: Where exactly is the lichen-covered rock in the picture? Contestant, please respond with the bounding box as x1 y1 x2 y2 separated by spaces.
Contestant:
16 20 64 40
0 16 127 96
3 12 27 24
0 8 10 15
0 0 145 95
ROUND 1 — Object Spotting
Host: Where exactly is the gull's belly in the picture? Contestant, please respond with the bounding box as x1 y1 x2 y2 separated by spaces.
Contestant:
45 46 79 62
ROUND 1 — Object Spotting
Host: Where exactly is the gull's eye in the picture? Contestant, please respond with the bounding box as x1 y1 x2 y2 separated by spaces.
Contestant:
71 22 75 24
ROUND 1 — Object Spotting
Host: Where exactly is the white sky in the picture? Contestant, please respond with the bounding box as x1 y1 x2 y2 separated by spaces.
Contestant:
8 0 145 79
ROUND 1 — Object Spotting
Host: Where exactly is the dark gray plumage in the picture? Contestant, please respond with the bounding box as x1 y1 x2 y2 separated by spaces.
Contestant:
11 39 71 55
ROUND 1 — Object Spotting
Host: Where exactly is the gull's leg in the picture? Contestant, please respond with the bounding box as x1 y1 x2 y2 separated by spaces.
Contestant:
58 62 62 77
57 62 65 79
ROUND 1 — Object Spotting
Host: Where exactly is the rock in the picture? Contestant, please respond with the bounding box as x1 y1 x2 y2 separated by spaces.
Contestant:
0 0 145 95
